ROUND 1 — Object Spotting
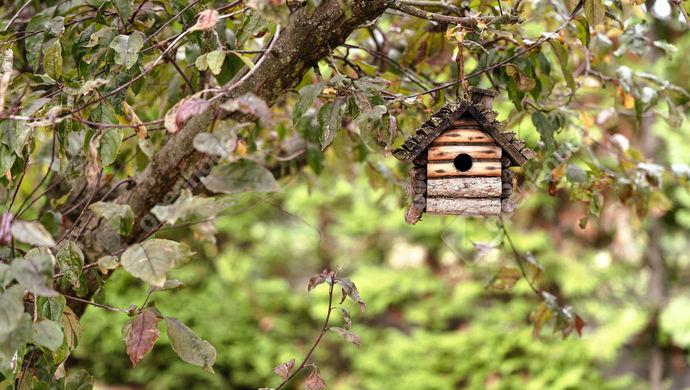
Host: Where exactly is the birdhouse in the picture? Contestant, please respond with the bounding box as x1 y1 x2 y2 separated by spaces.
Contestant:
392 87 536 225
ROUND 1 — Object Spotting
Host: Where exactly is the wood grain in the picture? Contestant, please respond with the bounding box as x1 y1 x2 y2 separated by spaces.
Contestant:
427 161 501 178
433 129 491 143
428 144 502 161
427 197 501 215
427 177 501 197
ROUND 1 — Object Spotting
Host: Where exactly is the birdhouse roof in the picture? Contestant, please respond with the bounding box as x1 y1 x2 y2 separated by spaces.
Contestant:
392 99 534 167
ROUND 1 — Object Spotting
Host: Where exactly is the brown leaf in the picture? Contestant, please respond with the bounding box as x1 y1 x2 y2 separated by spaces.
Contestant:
308 268 332 292
125 311 160 367
329 327 361 347
574 315 586 337
273 358 295 380
304 367 326 390
220 92 272 122
336 278 366 312
190 10 220 32
529 302 551 340
171 98 210 134
486 266 521 291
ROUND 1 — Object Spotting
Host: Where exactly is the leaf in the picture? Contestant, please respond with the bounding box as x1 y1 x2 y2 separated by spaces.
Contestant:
88 202 135 236
151 189 230 224
190 9 220 32
109 33 143 70
317 100 343 149
531 111 557 148
548 40 575 93
584 0 606 27
293 82 325 123
56 241 85 288
113 0 132 24
65 369 94 390
193 130 237 158
565 164 587 184
43 40 62 80
11 220 56 247
124 311 160 367
120 239 194 287
194 53 208 71
99 128 123 167
336 278 366 312
353 76 390 93
273 358 295 380
486 266 521 290
304 367 326 390
60 306 82 350
220 92 271 121
25 8 53 72
505 65 536 93
201 160 280 194
122 101 147 138
0 285 26 338
98 255 119 274
574 315 586 337
149 279 186 292
229 51 254 69
12 248 58 297
524 253 545 285
174 98 210 133
529 301 551 339
328 327 361 347
164 317 216 373
333 307 352 330
206 50 226 75
0 313 31 369
308 268 332 292
31 319 64 351
0 263 12 290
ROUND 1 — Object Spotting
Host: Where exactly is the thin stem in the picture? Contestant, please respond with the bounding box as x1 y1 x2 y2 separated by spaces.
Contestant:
4 0 32 32
498 217 540 295
9 131 34 212
275 276 335 390
63 294 129 313
15 131 56 216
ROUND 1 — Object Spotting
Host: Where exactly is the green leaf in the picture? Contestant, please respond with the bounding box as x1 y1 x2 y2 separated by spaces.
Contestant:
0 285 26 338
97 255 119 274
109 33 143 70
61 305 82 350
151 189 232 224
566 164 587 184
548 40 575 93
120 239 194 287
56 241 85 288
37 295 65 322
293 82 325 123
584 0 605 27
531 111 557 148
88 202 135 236
165 317 216 373
11 220 56 247
0 313 31 370
12 248 58 297
0 263 12 290
25 8 54 72
39 211 62 237
317 100 343 149
99 128 123 167
31 319 64 351
194 53 208 71
43 40 63 80
201 160 280 194
65 369 94 390
114 0 132 24
206 50 226 75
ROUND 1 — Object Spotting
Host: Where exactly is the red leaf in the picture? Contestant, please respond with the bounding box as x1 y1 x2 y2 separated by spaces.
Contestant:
273 358 295 380
304 367 326 390
125 311 160 367
173 98 210 133
574 315 586 337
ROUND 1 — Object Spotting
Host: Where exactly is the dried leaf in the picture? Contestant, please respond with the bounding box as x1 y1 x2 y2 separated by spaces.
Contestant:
125 311 160 367
529 301 551 339
308 268 332 292
336 278 366 312
122 101 147 138
486 266 521 290
304 367 326 390
329 327 361 347
273 358 295 380
190 9 220 32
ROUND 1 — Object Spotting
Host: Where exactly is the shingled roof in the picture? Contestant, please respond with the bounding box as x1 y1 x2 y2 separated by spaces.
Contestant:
392 91 535 167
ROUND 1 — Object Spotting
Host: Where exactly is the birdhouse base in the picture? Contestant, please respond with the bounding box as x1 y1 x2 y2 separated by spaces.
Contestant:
426 198 501 216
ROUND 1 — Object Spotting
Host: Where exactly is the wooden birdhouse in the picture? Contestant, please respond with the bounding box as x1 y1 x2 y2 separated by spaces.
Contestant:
392 87 536 225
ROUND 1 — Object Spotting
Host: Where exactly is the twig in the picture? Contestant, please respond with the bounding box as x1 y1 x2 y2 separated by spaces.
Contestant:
142 0 202 45
498 217 540 295
3 0 32 32
63 294 129 313
15 131 56 216
275 275 335 390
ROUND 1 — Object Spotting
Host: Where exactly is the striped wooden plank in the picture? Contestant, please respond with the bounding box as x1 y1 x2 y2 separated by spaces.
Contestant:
427 177 501 197
433 129 492 143
427 161 501 178
428 144 502 161
426 197 501 215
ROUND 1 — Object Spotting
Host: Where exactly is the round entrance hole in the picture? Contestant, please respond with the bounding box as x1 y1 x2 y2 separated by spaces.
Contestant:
453 153 473 172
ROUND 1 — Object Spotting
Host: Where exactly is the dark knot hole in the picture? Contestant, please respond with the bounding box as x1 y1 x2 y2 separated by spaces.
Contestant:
453 153 473 172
